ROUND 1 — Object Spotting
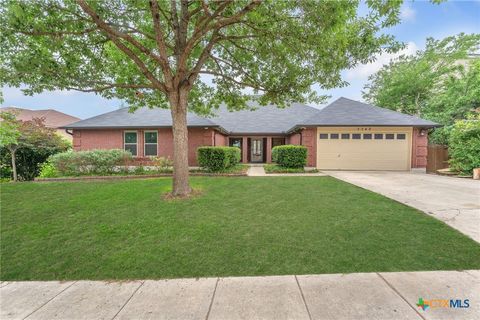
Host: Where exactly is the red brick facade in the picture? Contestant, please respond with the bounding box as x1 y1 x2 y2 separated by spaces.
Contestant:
73 128 220 166
73 126 426 169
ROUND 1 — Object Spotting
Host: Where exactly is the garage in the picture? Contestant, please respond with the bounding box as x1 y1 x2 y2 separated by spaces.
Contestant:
316 127 412 170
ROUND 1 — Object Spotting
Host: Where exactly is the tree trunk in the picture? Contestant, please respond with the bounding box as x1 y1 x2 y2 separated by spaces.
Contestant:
10 148 17 182
169 89 192 196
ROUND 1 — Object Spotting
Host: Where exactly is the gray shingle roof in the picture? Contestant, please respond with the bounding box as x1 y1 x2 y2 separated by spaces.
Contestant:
294 97 438 129
209 101 321 134
64 107 218 129
63 97 438 132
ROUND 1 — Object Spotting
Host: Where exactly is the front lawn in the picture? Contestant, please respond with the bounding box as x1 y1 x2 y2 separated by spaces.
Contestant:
1 177 479 280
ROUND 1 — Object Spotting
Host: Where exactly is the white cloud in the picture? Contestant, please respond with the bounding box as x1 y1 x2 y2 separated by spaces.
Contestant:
345 42 419 81
400 4 416 22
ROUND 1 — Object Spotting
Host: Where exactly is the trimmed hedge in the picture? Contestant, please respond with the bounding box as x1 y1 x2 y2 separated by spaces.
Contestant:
197 146 241 171
46 149 132 176
271 145 307 168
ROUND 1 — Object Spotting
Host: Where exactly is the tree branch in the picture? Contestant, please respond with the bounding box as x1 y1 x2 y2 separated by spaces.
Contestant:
65 83 155 92
149 0 174 89
76 0 167 92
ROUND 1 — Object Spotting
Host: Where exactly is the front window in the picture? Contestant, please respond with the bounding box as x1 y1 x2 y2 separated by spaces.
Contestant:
229 138 242 161
144 131 158 156
124 131 138 156
272 137 285 148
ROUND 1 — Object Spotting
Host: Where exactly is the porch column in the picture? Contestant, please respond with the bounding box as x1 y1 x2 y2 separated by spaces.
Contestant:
266 137 272 163
242 137 248 163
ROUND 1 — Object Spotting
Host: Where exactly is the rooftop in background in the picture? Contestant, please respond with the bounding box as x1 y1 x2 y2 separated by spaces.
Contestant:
0 107 80 128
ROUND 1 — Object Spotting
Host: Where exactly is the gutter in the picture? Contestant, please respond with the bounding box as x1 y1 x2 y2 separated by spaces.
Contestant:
286 123 441 134
60 124 230 134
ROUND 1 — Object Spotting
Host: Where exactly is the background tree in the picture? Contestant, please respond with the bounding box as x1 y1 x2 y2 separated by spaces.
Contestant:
363 33 480 144
0 115 70 181
1 0 407 196
0 112 21 181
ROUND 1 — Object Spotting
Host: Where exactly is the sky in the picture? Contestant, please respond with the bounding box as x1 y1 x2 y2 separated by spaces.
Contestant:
2 0 479 119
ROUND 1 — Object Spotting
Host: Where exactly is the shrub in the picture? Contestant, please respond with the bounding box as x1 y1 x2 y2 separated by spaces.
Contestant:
448 115 480 174
197 146 241 171
0 116 70 181
38 161 58 178
272 145 307 168
48 149 132 176
150 156 173 171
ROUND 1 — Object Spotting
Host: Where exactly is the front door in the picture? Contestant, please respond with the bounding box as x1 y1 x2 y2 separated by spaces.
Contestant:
250 138 264 163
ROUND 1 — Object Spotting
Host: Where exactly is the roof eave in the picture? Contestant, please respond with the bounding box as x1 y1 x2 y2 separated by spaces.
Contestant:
287 123 441 133
61 124 223 130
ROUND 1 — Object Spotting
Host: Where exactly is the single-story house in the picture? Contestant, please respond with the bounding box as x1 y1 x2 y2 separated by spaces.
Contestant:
63 97 438 170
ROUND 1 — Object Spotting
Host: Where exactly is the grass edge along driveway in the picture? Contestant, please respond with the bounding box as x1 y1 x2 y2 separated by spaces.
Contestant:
1 176 479 280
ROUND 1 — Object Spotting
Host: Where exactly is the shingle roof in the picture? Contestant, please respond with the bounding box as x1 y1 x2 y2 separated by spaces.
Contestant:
63 107 218 129
1 107 80 128
294 97 438 129
210 101 321 134
63 97 438 132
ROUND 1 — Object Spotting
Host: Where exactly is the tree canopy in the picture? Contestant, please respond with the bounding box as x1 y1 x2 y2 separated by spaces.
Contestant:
363 33 480 144
1 0 409 194
1 0 406 110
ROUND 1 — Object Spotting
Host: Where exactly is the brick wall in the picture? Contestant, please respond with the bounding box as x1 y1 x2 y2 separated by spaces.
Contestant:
286 129 316 167
301 128 317 167
73 127 217 166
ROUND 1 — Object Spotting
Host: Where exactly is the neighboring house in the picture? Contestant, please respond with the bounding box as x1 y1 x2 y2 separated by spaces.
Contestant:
0 107 80 141
63 97 438 170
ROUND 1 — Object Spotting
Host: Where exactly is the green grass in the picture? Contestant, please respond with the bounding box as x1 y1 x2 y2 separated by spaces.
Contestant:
264 164 318 173
1 177 479 280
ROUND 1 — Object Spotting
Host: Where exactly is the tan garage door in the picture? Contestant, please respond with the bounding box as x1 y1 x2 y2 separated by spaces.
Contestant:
316 127 412 170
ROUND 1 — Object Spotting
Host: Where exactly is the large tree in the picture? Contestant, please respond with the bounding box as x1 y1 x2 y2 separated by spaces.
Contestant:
1 0 405 196
363 33 480 116
363 33 480 144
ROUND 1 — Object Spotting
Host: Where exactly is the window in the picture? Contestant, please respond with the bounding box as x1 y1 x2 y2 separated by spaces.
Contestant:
124 131 138 156
341 133 350 139
144 131 158 156
330 133 339 139
229 138 243 162
352 133 361 140
374 133 383 140
229 138 242 148
319 133 328 139
272 137 285 148
385 133 394 140
363 134 372 139
397 133 406 140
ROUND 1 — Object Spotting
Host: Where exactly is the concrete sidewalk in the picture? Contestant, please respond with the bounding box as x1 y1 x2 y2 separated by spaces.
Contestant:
1 270 478 320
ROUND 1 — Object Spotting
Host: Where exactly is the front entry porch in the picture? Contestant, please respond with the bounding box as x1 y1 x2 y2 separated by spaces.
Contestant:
228 136 286 164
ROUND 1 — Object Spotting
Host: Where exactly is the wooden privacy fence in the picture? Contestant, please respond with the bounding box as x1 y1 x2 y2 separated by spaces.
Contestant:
426 144 449 173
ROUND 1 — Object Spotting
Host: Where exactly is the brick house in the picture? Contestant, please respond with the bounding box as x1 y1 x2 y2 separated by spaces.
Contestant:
63 97 438 170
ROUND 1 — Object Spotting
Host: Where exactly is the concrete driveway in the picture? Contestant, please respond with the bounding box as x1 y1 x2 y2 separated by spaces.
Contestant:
327 171 480 243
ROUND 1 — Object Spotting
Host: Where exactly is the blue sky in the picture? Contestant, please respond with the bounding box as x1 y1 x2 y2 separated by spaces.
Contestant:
2 0 479 119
